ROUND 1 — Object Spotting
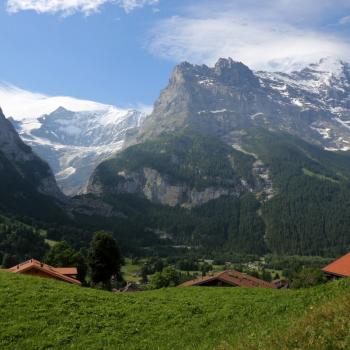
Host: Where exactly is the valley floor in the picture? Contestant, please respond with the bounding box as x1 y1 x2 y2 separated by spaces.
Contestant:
0 272 349 350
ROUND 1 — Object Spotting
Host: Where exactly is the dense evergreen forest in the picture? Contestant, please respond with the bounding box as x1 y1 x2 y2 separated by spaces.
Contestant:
0 215 48 267
242 129 350 256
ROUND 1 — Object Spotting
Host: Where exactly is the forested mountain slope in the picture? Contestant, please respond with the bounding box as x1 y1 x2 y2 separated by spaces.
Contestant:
87 58 350 257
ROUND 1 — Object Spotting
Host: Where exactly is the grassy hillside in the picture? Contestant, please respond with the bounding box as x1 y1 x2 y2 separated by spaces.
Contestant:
1 272 350 349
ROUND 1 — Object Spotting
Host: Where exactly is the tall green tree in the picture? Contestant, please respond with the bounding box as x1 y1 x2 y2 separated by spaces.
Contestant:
88 231 122 287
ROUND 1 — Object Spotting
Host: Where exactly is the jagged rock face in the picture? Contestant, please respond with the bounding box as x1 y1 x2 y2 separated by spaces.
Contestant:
0 108 63 200
139 58 264 141
139 57 350 150
89 167 246 208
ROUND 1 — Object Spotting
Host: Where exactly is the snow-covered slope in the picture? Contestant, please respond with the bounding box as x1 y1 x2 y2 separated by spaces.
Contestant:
0 84 147 195
257 57 350 150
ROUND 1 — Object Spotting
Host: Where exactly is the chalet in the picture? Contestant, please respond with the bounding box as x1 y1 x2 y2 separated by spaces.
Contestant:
322 252 350 279
179 270 276 288
8 259 81 285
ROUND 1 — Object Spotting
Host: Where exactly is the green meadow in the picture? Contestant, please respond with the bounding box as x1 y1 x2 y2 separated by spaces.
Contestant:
1 271 349 350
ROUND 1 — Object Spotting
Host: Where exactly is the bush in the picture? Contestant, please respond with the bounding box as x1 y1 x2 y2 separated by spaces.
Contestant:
290 267 327 289
149 267 181 289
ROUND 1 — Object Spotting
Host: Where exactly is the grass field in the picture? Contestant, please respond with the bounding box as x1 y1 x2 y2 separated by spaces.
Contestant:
1 272 349 350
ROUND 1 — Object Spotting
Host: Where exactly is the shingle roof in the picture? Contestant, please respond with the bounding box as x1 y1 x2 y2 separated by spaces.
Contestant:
322 252 350 277
179 270 276 288
8 259 81 285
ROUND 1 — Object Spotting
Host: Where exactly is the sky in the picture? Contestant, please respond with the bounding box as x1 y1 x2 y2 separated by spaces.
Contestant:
1 0 350 110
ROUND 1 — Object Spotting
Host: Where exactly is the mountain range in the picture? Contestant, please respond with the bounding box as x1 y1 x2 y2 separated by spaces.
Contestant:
2 57 350 257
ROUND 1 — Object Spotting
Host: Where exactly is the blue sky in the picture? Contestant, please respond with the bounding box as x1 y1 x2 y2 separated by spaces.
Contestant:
1 0 350 109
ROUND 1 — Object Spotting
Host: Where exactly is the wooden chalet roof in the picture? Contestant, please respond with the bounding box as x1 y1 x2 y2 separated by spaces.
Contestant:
179 270 276 288
322 252 350 277
54 267 78 276
8 259 81 285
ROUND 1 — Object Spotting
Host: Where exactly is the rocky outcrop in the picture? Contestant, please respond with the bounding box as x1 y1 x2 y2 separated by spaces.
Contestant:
69 195 124 217
89 167 245 208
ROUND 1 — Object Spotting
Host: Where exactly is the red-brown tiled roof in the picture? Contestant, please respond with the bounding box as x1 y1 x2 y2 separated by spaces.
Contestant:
322 252 350 277
179 270 276 288
8 259 81 285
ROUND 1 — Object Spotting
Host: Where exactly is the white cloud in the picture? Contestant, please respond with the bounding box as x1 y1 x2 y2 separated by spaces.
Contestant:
6 0 159 15
147 1 350 72
0 82 150 121
116 0 159 13
0 83 110 119
339 15 350 25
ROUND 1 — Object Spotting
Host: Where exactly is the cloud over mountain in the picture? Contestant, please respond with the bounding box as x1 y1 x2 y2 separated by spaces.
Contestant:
147 0 350 72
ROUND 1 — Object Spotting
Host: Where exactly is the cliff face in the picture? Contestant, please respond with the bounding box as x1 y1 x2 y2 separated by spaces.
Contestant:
89 166 247 208
0 108 63 200
87 130 273 207
0 108 68 220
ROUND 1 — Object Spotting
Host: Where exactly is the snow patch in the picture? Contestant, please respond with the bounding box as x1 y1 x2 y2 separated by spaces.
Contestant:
292 98 304 107
310 126 331 139
198 79 214 86
210 109 227 114
334 118 350 130
250 112 264 119
56 167 76 180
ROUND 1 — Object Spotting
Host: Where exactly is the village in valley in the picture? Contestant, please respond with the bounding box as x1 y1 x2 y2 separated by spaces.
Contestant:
5 247 350 292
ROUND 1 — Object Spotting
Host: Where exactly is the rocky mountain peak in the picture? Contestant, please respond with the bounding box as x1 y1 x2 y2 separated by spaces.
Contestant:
214 58 259 87
170 58 260 88
51 106 71 114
